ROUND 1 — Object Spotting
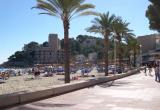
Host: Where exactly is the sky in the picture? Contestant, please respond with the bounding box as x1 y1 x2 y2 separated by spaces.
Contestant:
0 0 156 64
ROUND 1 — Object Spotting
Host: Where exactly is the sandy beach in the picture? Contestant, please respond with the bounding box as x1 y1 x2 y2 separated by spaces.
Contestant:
0 68 106 95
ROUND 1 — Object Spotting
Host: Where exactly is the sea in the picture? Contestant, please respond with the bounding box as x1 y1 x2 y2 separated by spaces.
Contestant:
0 67 7 72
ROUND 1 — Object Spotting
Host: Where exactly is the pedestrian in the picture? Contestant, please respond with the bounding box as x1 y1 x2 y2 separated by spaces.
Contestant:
148 64 153 76
144 64 147 76
33 66 40 79
155 62 160 82
158 61 160 82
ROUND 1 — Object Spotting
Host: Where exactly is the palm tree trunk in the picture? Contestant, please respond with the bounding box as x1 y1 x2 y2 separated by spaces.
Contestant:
128 55 131 68
104 33 109 76
133 48 136 67
117 35 122 69
63 18 70 83
127 47 131 67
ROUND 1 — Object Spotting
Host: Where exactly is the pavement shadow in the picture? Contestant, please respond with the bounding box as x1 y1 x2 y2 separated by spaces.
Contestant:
6 102 75 110
10 106 39 110
31 102 75 108
98 81 131 88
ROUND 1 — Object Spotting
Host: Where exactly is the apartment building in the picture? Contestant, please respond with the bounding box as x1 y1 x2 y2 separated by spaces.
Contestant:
34 34 64 64
137 34 160 63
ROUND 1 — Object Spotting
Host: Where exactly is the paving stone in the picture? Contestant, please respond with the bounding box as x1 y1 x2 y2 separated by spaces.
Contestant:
7 70 160 110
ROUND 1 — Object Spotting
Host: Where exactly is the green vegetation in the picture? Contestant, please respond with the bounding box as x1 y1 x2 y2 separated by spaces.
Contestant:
61 35 104 57
86 12 135 76
3 42 39 67
3 35 104 67
33 0 95 83
2 1 141 84
146 0 160 32
86 12 116 76
112 17 134 69
125 36 140 67
3 34 128 67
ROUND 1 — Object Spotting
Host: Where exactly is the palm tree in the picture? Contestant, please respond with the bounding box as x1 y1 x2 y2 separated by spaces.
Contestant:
131 39 140 67
124 35 134 67
112 17 133 69
126 36 140 67
86 12 116 76
33 0 95 83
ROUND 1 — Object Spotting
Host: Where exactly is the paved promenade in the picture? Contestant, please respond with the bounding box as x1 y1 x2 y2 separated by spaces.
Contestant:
8 70 160 110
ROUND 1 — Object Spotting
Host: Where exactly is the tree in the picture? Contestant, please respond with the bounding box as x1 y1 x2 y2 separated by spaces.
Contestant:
23 42 39 65
61 38 81 56
6 42 40 67
76 35 88 43
33 0 95 83
112 17 133 68
42 41 49 47
23 42 39 51
86 12 116 76
126 37 140 67
8 51 25 62
146 0 160 32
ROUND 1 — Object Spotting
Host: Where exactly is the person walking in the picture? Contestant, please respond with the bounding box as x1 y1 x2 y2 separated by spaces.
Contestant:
158 61 160 82
148 63 153 76
33 66 40 79
144 64 147 76
155 62 160 82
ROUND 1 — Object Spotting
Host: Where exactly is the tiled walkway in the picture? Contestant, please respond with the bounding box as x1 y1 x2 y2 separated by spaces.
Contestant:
8 70 160 110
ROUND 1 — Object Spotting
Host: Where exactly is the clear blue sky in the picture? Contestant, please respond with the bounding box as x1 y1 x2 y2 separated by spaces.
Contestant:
0 0 156 64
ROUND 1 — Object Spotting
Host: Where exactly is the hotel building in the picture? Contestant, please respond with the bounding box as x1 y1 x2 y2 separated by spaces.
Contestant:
34 34 64 64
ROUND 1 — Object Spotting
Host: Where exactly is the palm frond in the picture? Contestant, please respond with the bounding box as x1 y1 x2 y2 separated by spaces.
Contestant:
33 0 95 21
79 11 99 16
32 0 61 18
86 12 116 37
74 4 95 14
